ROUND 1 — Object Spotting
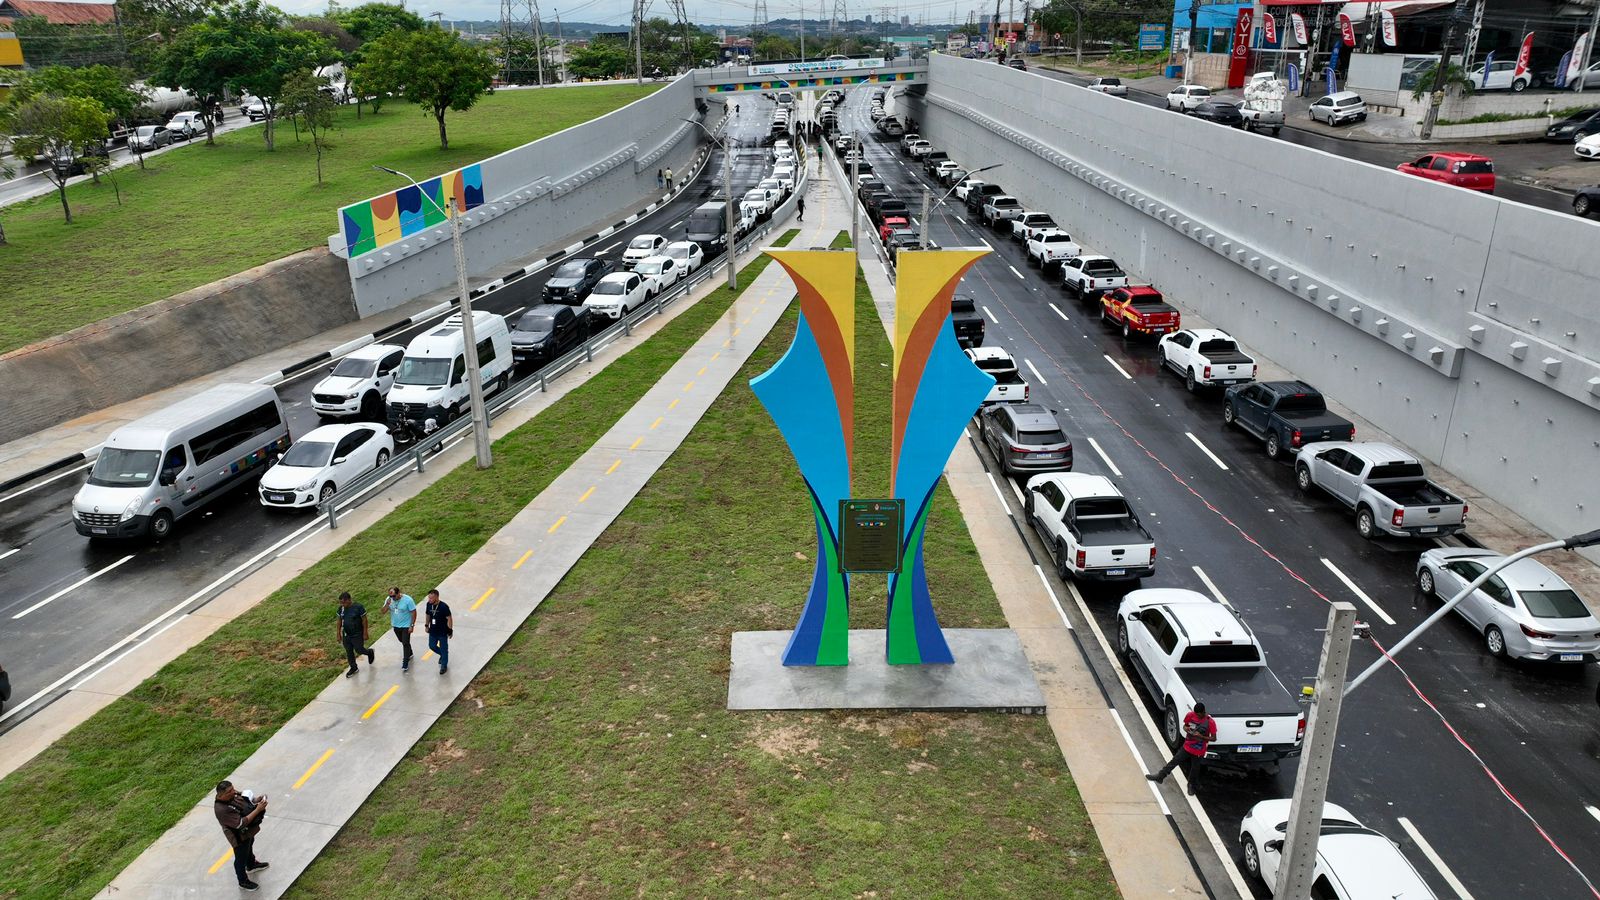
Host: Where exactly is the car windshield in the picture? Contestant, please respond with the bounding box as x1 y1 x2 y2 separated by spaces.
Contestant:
1180 644 1262 664
1198 340 1239 355
628 237 657 250
593 281 624 295
1102 78 1122 85
1275 393 1324 411
87 448 161 487
1043 234 1072 243
395 356 451 386
1020 429 1067 444
973 356 1015 372
666 246 691 258
744 191 765 201
517 315 555 334
952 298 976 313
553 261 588 278
331 357 376 378
281 440 335 468
1336 96 1362 107
1083 260 1122 274
637 261 664 274
1519 589 1592 619
136 126 156 138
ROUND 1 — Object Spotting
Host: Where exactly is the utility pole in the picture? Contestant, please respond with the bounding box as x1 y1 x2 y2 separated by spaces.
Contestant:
555 8 565 81
849 145 860 251
725 136 738 290
531 0 545 85
448 197 494 468
1460 0 1487 72
919 186 931 248
634 0 644 84
1272 602 1357 900
1418 0 1466 139
1578 0 1600 94
800 0 806 60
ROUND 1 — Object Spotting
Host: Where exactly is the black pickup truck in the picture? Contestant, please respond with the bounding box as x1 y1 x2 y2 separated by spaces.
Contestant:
951 294 985 347
1223 381 1355 460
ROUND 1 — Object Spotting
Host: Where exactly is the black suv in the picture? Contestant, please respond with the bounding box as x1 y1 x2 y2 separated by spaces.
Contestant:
510 304 594 367
951 293 985 347
964 182 1005 214
979 403 1073 477
542 257 613 304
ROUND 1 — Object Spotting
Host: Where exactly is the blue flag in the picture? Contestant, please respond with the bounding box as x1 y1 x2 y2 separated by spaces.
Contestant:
1327 42 1342 95
1287 62 1300 93
1481 50 1494 88
1555 50 1572 88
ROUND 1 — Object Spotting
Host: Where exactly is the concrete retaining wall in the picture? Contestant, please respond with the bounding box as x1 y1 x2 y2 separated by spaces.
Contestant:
907 54 1600 545
338 76 708 316
0 248 355 444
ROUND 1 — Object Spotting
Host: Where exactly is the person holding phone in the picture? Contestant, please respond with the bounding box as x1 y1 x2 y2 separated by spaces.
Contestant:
1147 701 1217 795
214 780 269 890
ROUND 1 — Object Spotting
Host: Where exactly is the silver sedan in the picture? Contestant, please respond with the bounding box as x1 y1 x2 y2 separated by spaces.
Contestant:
1416 548 1600 662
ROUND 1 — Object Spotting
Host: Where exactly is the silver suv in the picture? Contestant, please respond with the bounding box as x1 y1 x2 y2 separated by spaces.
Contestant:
1309 91 1367 126
980 403 1073 476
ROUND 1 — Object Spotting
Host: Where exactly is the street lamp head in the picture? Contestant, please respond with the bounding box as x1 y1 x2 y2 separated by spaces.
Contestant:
372 164 403 177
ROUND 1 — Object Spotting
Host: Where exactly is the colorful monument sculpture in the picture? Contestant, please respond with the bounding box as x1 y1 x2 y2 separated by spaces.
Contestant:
752 248 992 667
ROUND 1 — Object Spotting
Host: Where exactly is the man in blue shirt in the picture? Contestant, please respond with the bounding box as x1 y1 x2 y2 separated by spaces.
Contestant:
383 587 417 673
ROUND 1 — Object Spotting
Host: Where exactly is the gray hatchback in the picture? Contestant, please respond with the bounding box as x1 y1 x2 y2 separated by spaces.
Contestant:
980 403 1073 476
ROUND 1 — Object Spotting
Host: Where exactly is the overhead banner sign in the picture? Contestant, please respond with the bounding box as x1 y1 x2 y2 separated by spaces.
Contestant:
1263 13 1278 45
1228 9 1254 88
748 58 885 76
1513 32 1535 79
1338 13 1355 47
1291 12 1308 45
1380 9 1397 46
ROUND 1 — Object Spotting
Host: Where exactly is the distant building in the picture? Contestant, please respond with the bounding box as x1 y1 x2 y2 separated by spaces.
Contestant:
865 14 872 24
900 14 910 25
0 0 117 26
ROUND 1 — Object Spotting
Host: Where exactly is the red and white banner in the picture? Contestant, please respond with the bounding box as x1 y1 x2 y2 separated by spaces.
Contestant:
1263 13 1277 45
1569 34 1591 82
1338 13 1356 47
1513 31 1535 79
1380 9 1397 47
1228 9 1254 89
1290 12 1308 45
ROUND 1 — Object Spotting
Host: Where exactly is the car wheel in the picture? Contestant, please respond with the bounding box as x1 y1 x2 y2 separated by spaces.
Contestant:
1223 404 1236 426
1265 431 1282 460
1241 835 1262 879
1116 621 1130 657
1512 79 1527 93
1056 539 1072 581
375 449 390 469
1417 566 1436 598
1185 369 1198 393
1296 465 1317 494
1122 321 1132 339
1356 507 1377 540
1163 700 1182 748
1485 625 1508 658
319 482 337 505
1576 195 1593 217
148 509 175 540
361 392 383 421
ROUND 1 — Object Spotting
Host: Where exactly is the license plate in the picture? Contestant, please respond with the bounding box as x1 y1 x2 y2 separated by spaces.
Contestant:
1106 568 1126 576
1237 745 1263 753
270 493 291 502
1420 526 1439 534
1028 452 1063 460
1560 653 1583 662
92 527 108 534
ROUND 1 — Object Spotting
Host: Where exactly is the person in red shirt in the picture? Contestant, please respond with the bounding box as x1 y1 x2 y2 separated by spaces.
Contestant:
1147 701 1217 795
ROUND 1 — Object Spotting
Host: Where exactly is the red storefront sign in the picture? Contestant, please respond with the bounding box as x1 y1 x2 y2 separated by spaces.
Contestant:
1227 9 1254 88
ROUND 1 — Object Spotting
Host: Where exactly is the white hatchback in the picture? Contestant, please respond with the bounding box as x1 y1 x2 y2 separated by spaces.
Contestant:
662 240 704 272
1239 800 1436 900
621 234 666 270
259 422 393 509
633 255 684 297
584 272 648 319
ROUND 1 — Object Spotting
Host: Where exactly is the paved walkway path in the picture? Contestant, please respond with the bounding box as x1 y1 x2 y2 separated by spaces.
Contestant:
99 152 847 898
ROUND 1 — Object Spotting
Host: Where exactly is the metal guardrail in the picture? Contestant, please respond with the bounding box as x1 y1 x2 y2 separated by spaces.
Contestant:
315 145 812 529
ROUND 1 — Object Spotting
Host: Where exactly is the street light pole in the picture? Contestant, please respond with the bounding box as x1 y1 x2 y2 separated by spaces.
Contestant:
849 143 860 250
374 165 493 469
683 117 739 290
921 163 1001 249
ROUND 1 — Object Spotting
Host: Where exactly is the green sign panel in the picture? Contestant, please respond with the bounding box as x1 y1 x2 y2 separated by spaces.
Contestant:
838 499 905 573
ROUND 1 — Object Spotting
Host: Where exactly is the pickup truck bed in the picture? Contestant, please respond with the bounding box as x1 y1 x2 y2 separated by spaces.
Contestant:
1078 519 1154 546
1377 480 1458 508
1183 667 1303 718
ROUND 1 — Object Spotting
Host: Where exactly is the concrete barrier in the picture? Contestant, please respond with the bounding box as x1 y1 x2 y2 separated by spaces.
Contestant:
907 54 1600 548
0 248 355 445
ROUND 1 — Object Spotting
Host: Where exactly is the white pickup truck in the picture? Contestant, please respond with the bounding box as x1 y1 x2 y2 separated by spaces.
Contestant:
1116 589 1305 769
1156 328 1258 392
1059 255 1127 299
1026 228 1082 267
1025 473 1155 582
1239 71 1286 136
965 346 1030 406
1294 441 1469 540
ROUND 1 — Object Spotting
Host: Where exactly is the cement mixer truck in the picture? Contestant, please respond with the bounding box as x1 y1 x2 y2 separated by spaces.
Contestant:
1239 72 1285 136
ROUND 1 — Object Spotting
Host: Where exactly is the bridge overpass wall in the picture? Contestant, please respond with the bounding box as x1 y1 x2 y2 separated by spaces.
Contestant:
906 54 1600 546
337 77 708 316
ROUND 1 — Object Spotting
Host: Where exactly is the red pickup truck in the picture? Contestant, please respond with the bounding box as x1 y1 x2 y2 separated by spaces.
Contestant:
1101 286 1181 339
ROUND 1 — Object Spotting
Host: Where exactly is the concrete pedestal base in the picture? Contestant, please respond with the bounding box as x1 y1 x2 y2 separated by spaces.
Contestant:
727 629 1045 713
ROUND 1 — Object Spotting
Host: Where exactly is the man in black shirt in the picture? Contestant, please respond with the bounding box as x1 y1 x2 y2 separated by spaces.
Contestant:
424 589 453 675
214 780 268 890
336 591 374 678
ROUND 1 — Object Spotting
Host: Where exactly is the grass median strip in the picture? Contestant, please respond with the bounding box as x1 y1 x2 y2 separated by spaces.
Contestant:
0 83 659 355
291 236 1116 897
0 229 796 900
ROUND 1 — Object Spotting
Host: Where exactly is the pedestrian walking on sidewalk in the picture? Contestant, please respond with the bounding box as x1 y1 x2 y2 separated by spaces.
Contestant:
0 662 10 715
424 589 453 675
214 780 269 891
656 168 664 189
336 592 374 678
797 195 805 221
1147 701 1216 795
665 167 674 191
384 587 417 673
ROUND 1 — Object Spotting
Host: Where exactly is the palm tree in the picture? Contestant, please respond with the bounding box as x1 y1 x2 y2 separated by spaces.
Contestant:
1411 61 1475 100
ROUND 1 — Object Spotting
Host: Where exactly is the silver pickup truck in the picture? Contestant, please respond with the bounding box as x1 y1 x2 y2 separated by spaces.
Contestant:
1294 441 1468 540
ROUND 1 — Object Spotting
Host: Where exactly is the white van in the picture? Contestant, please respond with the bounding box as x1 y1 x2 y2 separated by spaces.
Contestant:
72 383 289 540
385 311 513 442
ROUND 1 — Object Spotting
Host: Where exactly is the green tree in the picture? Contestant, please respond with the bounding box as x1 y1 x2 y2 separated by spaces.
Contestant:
1410 62 1476 100
751 31 799 61
293 15 359 55
360 27 495 150
279 69 337 184
150 9 252 145
7 95 112 223
236 25 332 150
7 65 147 130
335 2 424 44
8 16 121 68
567 42 629 80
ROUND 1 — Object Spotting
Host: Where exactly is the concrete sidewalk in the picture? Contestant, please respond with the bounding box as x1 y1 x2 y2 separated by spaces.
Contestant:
98 153 846 899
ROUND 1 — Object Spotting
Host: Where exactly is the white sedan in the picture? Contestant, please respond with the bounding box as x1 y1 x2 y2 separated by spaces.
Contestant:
662 240 704 273
584 271 648 319
1416 548 1600 662
260 423 393 509
621 234 666 269
1166 84 1211 112
1575 132 1600 159
633 255 684 297
1239 800 1436 899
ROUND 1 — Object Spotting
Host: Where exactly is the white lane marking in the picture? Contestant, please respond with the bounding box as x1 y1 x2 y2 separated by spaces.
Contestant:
597 242 621 255
1109 708 1166 811
1587 804 1600 825
12 555 135 619
985 472 1012 513
1009 264 1025 280
978 238 993 250
1032 564 1072 630
1025 359 1049 386
1184 432 1230 471
1048 302 1070 322
70 615 185 690
1397 817 1477 900
1321 557 1398 625
1192 566 1234 608
981 305 999 324
1086 437 1123 477
670 219 684 228
955 214 967 225
1103 355 1134 380
0 461 94 505
0 548 18 563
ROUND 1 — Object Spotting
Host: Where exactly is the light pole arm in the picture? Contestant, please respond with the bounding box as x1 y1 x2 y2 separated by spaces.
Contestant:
372 165 452 220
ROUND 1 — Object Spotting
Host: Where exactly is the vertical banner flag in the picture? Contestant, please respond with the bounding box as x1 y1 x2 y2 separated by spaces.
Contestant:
1327 41 1342 95
1339 13 1356 47
1568 35 1590 84
1513 32 1535 80
1291 12 1308 45
1229 8 1255 88
1264 13 1278 45
1555 50 1572 88
1481 50 1495 88
1287 62 1300 93
1380 9 1397 47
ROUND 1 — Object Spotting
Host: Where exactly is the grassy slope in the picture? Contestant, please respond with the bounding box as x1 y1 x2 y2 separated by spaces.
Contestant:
290 237 1117 898
0 84 659 355
0 233 791 900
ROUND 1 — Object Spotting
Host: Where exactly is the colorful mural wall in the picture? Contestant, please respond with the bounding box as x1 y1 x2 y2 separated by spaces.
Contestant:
340 164 486 258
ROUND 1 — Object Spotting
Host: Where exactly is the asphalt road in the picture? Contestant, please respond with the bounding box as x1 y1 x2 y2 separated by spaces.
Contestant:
1027 66 1584 216
0 100 781 730
843 91 1600 899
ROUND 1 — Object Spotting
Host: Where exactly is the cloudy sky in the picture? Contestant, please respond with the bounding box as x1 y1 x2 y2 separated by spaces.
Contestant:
272 0 964 30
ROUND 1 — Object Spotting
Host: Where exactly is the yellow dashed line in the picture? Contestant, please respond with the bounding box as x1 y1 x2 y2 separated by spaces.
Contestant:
293 748 335 790
606 458 622 474
668 398 680 410
422 650 434 662
471 587 496 611
579 485 595 503
722 338 732 348
629 437 643 450
697 366 707 376
548 516 567 534
683 381 695 391
362 685 398 720
512 549 533 570
208 850 233 875
711 351 720 361
650 416 664 429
